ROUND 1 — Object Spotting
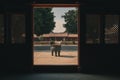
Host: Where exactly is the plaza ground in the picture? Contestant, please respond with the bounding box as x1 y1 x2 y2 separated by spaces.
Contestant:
33 51 78 65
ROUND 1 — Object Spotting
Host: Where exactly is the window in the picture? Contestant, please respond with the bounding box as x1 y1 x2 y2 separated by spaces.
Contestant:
0 15 4 43
86 14 100 44
105 15 119 43
11 14 26 43
86 14 119 44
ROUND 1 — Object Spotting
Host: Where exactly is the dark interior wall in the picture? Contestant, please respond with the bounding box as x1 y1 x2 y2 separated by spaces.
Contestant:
0 0 120 74
80 5 120 74
80 45 120 74
0 3 33 73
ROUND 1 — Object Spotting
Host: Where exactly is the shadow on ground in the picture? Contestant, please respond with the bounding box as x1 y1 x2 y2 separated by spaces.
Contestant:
59 55 76 58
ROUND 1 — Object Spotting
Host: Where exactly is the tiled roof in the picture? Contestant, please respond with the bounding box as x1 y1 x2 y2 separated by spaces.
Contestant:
42 34 50 37
42 32 78 38
33 34 37 38
68 34 78 37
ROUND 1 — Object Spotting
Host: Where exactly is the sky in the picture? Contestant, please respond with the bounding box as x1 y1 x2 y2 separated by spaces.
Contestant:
51 7 77 33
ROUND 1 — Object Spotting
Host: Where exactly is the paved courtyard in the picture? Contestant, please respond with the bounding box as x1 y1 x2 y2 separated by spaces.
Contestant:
33 50 78 65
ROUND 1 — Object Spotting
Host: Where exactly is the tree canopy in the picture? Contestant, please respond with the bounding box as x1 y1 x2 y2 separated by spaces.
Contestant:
33 8 55 36
62 9 78 34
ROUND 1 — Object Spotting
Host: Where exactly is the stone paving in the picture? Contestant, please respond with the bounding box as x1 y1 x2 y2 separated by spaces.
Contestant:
33 51 78 65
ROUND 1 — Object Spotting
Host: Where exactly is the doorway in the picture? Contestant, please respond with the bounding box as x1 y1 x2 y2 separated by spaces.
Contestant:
32 4 80 66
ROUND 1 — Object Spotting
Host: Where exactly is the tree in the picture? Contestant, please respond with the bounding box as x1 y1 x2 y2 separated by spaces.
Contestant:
62 10 78 34
33 8 55 36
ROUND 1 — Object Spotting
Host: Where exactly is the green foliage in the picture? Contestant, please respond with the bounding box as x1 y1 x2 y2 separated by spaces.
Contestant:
33 8 55 36
62 10 78 34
